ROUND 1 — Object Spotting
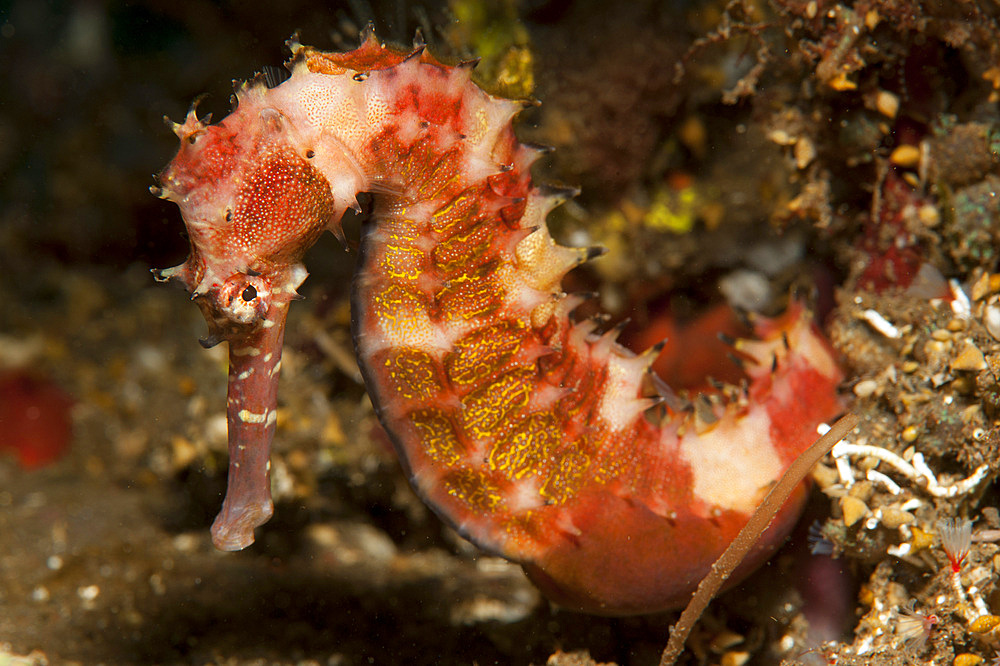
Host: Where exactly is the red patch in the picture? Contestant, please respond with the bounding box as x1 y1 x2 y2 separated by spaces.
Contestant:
0 370 73 469
624 303 750 390
856 171 930 293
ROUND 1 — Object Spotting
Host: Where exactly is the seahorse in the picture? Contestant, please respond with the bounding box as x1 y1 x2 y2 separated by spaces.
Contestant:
152 32 843 615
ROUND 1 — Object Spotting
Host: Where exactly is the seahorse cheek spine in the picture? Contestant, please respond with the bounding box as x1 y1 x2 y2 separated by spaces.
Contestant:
154 34 844 614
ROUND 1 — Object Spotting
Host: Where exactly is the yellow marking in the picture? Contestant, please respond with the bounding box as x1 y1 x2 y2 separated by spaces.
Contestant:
431 221 492 271
384 348 441 400
374 283 427 328
409 409 463 465
488 411 558 480
435 267 503 321
431 193 479 235
422 171 462 201
501 511 540 546
414 150 463 200
445 319 526 386
382 244 424 281
460 367 534 438
443 466 505 515
371 282 439 347
540 450 591 504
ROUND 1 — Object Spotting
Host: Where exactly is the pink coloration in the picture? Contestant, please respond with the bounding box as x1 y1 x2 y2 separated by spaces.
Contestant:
154 33 844 613
0 369 74 469
856 172 936 294
896 600 938 652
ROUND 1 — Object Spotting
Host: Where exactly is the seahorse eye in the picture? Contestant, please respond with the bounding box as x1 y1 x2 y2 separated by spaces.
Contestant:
216 273 270 325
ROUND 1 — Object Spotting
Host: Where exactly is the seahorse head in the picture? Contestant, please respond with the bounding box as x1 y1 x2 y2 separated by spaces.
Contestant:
151 97 339 346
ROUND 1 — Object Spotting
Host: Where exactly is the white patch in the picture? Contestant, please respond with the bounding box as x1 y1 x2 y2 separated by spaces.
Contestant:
505 478 545 513
232 346 260 357
238 409 269 424
677 406 782 515
596 353 646 431
237 368 255 380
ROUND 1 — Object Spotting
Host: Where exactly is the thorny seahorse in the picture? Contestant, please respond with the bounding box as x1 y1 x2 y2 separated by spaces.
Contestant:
152 32 843 615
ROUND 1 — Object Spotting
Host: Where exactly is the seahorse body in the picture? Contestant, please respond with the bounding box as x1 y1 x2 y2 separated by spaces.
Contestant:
154 34 843 615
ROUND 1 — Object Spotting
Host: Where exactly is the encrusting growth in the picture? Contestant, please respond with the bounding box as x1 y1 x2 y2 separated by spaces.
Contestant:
153 30 843 615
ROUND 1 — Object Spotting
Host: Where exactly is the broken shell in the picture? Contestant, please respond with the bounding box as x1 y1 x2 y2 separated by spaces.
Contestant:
880 507 915 529
951 340 987 372
811 463 839 490
909 526 934 551
848 479 875 502
841 496 869 527
970 272 992 301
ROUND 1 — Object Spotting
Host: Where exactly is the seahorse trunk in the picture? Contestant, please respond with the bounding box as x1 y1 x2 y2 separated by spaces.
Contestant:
155 33 844 615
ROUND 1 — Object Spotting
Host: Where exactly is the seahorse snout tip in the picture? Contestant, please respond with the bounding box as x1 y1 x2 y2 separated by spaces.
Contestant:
211 498 275 551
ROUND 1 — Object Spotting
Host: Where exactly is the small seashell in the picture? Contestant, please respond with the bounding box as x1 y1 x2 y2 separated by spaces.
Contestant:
709 629 745 652
794 137 816 169
985 304 1000 340
876 90 899 118
918 203 940 227
890 144 921 168
853 379 879 398
721 651 750 666
968 614 1000 633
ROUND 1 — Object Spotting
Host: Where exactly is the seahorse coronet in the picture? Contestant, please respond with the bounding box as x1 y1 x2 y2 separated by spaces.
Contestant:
155 31 844 615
